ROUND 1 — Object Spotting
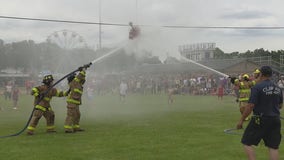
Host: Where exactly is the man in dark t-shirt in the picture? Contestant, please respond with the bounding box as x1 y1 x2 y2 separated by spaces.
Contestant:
236 66 283 160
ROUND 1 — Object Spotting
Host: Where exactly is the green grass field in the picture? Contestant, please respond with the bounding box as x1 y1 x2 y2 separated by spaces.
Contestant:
0 93 283 160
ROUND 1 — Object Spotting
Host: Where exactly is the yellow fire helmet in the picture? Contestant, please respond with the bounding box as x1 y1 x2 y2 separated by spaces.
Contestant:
253 69 260 74
242 74 249 79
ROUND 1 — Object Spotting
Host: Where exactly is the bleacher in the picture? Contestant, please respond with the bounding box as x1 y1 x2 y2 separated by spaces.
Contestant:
129 56 284 76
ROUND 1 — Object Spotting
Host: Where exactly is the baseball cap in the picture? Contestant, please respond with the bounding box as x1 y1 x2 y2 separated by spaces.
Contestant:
260 66 272 77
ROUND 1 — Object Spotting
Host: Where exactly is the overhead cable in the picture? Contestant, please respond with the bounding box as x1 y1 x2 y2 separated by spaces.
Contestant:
1 15 284 30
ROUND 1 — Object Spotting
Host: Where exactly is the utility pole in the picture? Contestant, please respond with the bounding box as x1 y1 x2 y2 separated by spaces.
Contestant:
99 0 102 49
136 0 138 24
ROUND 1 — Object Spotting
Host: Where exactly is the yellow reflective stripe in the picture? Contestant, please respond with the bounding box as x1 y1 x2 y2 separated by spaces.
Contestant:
35 105 46 111
63 91 68 96
56 90 60 97
239 82 246 89
46 126 55 129
74 89 83 94
32 88 39 92
35 105 51 111
32 88 39 96
239 89 250 93
64 125 73 129
239 97 249 101
44 97 51 101
79 71 86 76
67 98 81 105
28 126 35 130
73 125 80 129
74 78 80 82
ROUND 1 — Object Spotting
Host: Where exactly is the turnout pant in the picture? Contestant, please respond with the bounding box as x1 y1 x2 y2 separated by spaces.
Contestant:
27 109 55 133
64 103 81 132
239 101 248 113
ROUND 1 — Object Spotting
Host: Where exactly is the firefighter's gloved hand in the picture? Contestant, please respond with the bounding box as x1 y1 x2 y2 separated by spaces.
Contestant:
230 77 237 84
83 63 92 69
65 89 71 96
236 99 239 103
78 66 84 71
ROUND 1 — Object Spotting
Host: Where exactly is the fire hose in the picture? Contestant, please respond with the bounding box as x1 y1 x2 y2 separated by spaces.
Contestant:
0 43 127 138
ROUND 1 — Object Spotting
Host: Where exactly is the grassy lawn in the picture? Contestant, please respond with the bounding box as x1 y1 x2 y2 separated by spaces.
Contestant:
0 93 283 160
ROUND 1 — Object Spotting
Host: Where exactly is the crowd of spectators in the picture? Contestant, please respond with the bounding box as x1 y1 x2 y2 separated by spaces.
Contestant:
1 79 21 109
85 70 282 98
1 70 282 103
85 72 234 97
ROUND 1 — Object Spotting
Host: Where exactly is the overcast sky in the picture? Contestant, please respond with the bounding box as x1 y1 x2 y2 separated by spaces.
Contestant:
0 0 284 57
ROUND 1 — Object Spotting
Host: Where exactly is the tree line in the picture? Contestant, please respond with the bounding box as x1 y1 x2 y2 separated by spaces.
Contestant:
0 39 283 74
214 47 284 62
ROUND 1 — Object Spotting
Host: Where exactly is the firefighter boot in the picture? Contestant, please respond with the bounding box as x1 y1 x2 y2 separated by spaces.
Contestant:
46 126 56 133
27 126 35 135
73 124 85 132
65 130 74 133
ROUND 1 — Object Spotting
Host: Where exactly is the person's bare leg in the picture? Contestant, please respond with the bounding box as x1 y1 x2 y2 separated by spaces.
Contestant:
168 94 173 104
268 148 279 160
167 89 173 104
244 145 256 160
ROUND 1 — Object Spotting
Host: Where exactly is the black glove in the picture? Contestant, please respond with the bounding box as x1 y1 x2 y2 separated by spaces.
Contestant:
78 66 84 71
83 62 92 69
235 99 239 103
230 77 237 84
66 89 71 95
78 63 92 71
67 73 76 83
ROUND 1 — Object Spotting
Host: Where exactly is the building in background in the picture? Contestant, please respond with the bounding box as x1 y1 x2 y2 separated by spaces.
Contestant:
179 43 216 61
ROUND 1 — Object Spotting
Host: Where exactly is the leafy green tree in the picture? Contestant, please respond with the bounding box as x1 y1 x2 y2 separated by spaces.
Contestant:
213 47 225 58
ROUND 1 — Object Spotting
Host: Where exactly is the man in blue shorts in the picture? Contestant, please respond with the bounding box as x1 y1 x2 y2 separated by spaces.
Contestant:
236 66 283 160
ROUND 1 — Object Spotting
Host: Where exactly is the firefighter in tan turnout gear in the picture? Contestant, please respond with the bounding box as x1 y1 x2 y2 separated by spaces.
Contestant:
27 75 69 135
252 68 261 84
64 65 89 133
231 74 255 121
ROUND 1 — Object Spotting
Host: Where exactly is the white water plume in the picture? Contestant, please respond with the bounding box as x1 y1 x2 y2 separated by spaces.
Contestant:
124 26 182 62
